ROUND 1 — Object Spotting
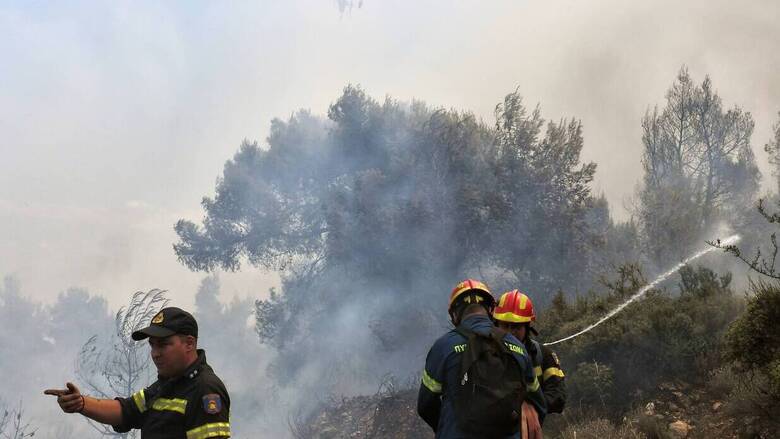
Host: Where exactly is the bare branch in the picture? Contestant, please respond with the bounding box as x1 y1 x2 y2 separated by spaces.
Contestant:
75 289 168 438
0 401 37 439
709 199 780 279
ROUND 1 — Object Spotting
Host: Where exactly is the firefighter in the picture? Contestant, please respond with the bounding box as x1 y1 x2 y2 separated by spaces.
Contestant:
45 307 231 439
493 290 566 414
417 279 546 439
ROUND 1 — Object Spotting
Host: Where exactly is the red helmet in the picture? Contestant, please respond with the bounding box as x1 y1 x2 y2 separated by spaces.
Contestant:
449 279 495 313
493 290 536 323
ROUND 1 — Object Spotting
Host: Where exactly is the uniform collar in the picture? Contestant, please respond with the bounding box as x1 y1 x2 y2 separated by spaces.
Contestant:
184 349 207 380
460 314 494 331
160 349 206 382
461 313 492 324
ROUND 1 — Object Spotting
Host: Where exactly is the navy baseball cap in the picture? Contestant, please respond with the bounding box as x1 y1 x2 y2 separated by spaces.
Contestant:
131 307 199 341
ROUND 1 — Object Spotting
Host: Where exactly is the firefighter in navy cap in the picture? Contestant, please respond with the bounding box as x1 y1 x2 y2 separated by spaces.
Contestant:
45 307 231 439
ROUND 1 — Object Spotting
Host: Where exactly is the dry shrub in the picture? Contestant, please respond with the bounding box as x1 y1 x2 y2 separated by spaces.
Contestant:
706 366 737 399
634 413 673 439
558 418 646 439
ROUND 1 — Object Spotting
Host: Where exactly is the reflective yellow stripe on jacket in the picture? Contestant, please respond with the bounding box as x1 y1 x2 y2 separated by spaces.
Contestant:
186 422 231 439
543 367 565 381
533 366 542 378
527 376 540 393
132 390 146 413
422 369 442 394
151 398 188 415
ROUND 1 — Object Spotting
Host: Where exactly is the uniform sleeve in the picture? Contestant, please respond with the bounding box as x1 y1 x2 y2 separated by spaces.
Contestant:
184 379 231 439
541 345 566 414
417 343 445 432
505 336 547 423
112 388 148 433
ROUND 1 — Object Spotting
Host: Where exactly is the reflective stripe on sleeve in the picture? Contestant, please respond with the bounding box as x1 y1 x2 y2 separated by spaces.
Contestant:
151 398 188 414
186 422 231 439
422 369 442 394
132 390 146 413
527 376 540 393
543 367 565 381
533 366 542 377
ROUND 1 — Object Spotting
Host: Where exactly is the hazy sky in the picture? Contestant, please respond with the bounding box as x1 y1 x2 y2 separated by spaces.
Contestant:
2 0 778 308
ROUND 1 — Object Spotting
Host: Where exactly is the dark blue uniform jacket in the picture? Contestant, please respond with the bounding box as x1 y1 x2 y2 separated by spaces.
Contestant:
113 349 230 439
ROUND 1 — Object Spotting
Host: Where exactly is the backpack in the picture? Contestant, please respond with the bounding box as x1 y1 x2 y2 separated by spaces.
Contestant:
452 326 527 438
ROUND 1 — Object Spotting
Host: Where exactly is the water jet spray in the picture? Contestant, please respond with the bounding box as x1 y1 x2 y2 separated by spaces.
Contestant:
544 234 741 346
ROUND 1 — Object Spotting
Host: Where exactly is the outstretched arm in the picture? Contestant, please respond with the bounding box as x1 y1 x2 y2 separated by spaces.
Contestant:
44 382 123 426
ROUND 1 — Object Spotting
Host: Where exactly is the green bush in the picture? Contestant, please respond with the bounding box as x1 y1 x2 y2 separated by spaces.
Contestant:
567 361 615 409
722 280 780 431
724 280 780 385
538 264 742 413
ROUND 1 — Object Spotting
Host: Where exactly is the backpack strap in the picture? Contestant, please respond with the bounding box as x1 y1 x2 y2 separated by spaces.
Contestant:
454 325 474 339
456 326 513 377
455 326 483 378
489 328 512 355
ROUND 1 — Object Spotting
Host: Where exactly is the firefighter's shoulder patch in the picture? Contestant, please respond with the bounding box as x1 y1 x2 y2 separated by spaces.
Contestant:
202 394 222 414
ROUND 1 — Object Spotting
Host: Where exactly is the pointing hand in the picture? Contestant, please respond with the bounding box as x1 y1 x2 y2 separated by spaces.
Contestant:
44 382 85 413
